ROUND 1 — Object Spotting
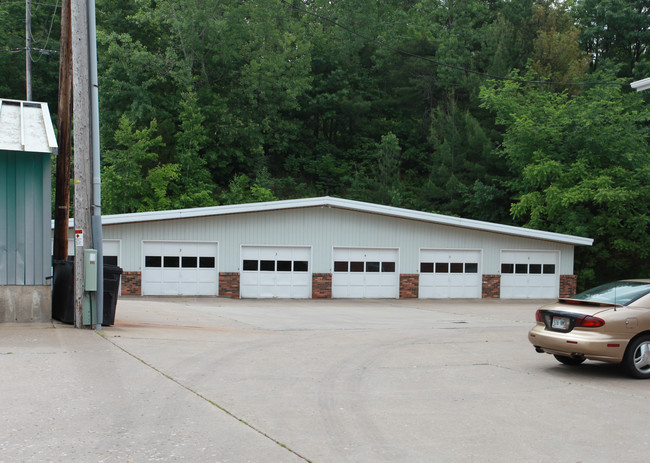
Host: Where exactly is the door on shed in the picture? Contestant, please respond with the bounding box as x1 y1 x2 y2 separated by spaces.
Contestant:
332 247 399 298
500 250 559 299
142 241 218 296
419 249 482 298
240 246 311 298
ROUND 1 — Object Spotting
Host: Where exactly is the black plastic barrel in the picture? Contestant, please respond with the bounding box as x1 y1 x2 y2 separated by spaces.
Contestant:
51 260 74 324
102 264 123 326
51 261 123 325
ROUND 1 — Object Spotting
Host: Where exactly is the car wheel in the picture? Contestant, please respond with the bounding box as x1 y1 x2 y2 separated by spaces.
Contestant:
623 335 650 379
553 354 585 366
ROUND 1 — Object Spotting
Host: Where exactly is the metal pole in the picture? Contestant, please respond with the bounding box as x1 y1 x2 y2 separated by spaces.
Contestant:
25 0 32 100
89 0 103 329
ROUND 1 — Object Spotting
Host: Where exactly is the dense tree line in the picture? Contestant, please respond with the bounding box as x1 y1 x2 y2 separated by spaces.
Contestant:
1 0 649 287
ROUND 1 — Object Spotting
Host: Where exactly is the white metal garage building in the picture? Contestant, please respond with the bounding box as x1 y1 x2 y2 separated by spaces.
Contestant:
76 197 593 299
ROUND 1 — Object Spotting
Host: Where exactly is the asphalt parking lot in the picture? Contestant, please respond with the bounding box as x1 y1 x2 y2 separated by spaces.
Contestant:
2 297 650 462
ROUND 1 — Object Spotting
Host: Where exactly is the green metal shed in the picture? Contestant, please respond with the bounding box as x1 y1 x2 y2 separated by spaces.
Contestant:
0 99 58 322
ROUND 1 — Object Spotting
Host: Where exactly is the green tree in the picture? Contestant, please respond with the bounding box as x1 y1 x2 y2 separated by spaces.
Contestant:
480 74 650 286
573 0 650 76
102 117 167 214
172 89 217 208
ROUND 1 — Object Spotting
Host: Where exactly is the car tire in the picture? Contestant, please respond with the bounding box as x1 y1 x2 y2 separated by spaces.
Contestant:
553 354 585 366
623 335 650 379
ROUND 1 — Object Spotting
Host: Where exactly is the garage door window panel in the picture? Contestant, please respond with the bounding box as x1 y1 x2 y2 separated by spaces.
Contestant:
277 260 292 272
334 261 348 272
529 264 542 274
465 263 478 273
182 257 197 268
366 262 380 272
450 263 463 273
164 256 180 268
382 262 396 272
145 256 162 267
243 260 258 271
260 260 275 271
294 261 309 272
199 257 215 268
501 263 514 274
435 263 449 273
420 262 434 273
350 262 364 272
544 264 556 274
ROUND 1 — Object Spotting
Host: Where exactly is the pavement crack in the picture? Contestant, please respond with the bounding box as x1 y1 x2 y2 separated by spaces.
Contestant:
98 332 314 463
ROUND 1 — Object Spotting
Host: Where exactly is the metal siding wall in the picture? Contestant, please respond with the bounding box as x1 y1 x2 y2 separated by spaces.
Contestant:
23 156 35 284
0 152 8 284
38 154 51 282
0 151 49 285
14 155 25 283
102 207 579 275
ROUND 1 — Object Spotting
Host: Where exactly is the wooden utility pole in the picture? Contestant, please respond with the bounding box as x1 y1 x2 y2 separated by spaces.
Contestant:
53 0 72 262
71 0 92 328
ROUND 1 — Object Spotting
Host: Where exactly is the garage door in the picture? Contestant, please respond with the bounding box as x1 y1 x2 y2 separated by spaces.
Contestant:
419 249 481 299
500 250 559 299
240 246 311 298
332 247 399 298
142 241 218 296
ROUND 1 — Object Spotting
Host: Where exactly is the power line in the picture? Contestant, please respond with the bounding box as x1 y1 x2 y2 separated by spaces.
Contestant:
280 0 629 87
30 0 59 62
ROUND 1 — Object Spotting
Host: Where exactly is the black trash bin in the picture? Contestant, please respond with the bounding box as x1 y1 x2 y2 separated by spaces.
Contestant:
52 259 74 324
103 264 123 326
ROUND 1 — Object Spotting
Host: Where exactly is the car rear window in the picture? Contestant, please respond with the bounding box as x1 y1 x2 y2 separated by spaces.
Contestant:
571 281 650 306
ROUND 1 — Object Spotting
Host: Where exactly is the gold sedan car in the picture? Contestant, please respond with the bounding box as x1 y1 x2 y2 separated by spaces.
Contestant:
528 280 650 378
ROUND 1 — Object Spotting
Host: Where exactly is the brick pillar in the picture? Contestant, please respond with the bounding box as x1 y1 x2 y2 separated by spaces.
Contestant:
312 273 332 299
399 274 419 298
482 274 500 299
121 271 142 296
219 272 240 298
560 274 578 298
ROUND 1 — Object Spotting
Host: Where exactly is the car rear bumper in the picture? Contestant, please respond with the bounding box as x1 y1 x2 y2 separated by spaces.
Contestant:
528 324 628 363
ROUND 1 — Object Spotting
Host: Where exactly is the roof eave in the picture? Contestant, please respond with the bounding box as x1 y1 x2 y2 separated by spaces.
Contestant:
55 196 593 247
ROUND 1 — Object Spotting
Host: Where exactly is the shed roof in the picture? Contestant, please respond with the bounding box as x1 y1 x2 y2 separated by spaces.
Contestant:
71 196 593 246
0 99 58 154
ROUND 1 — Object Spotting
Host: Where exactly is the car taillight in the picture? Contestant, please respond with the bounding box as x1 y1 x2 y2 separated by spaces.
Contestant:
575 315 605 328
535 309 543 323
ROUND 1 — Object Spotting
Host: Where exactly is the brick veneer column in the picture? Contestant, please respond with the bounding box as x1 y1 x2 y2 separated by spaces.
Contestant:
482 274 500 299
560 274 578 298
219 272 240 298
121 271 142 296
400 274 419 298
312 273 332 299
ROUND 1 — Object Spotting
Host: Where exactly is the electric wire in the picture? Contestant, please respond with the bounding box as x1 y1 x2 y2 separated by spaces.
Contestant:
30 0 59 62
279 0 629 87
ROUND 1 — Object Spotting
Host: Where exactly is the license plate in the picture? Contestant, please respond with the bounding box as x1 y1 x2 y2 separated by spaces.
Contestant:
552 316 570 330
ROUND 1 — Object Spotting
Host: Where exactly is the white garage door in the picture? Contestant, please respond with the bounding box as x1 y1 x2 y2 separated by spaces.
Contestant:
419 249 481 299
500 250 559 299
142 241 218 296
102 240 121 266
240 246 311 298
332 247 399 298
